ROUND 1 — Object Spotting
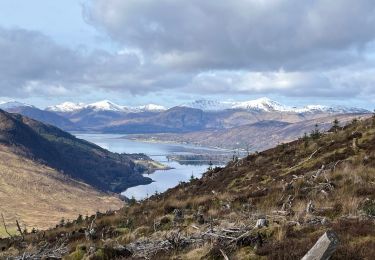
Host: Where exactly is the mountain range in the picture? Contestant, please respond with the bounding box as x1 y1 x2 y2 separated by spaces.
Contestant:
0 98 371 150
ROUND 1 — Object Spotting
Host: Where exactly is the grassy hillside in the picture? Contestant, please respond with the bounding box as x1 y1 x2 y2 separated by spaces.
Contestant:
0 109 155 193
2 115 375 259
0 144 123 237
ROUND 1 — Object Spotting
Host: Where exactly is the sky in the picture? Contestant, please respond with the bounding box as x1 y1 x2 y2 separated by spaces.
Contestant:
0 0 375 109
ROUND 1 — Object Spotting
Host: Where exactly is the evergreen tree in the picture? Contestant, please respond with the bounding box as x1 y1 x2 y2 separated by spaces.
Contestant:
310 124 321 140
208 161 213 171
332 118 340 132
76 214 83 224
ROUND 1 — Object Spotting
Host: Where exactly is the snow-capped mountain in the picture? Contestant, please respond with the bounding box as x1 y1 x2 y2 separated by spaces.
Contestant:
0 101 33 109
181 97 369 114
231 97 290 112
47 100 166 113
85 100 126 112
46 102 86 112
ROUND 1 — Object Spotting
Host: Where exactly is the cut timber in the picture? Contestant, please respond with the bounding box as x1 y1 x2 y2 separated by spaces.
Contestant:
302 230 339 260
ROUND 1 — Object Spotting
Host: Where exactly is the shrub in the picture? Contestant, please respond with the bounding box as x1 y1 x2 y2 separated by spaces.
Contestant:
362 200 375 216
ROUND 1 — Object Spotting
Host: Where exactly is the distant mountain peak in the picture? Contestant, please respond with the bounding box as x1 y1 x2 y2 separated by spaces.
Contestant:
86 100 125 112
46 102 85 112
232 97 289 112
0 100 33 110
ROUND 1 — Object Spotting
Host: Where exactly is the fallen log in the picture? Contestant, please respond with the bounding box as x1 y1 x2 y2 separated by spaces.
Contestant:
301 230 339 260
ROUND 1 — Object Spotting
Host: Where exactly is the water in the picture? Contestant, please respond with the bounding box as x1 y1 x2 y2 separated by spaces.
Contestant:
74 133 225 200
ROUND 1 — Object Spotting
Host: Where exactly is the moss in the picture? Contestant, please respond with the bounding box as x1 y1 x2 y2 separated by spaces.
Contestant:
362 200 375 216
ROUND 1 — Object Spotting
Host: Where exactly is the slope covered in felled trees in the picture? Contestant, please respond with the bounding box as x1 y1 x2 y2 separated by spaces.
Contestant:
2 115 375 259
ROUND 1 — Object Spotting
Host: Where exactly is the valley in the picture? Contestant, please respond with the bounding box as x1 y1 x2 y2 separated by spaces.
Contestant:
75 133 227 200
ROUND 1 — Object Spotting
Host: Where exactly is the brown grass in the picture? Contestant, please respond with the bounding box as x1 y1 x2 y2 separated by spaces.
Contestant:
0 145 123 237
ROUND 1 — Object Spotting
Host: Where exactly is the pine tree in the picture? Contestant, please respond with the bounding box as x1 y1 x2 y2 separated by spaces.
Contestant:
332 118 340 132
310 124 321 140
76 214 83 224
207 161 213 171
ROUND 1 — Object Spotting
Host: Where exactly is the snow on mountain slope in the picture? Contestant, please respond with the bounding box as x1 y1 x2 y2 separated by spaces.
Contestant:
85 100 126 112
232 97 290 112
181 97 369 114
181 100 235 111
46 98 369 114
46 102 85 112
292 105 369 114
47 101 166 113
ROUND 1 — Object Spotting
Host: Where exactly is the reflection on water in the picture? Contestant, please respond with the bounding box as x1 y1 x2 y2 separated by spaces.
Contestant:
74 133 224 200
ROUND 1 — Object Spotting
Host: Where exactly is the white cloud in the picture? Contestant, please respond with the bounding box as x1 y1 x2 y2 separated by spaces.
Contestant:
1 1 375 106
85 0 375 70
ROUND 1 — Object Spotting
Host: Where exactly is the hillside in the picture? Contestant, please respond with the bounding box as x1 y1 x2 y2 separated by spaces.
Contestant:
2 113 375 259
125 113 370 150
0 109 155 193
4 105 77 131
0 144 123 234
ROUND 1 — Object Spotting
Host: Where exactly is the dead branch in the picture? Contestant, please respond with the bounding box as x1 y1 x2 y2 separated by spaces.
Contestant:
16 219 24 240
220 248 230 260
290 147 323 170
1 213 13 238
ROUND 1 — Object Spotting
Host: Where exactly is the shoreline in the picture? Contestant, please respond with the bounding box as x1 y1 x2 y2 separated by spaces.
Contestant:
122 135 237 152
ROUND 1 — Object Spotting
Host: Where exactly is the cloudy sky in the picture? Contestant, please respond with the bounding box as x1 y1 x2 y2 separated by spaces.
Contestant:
0 0 375 109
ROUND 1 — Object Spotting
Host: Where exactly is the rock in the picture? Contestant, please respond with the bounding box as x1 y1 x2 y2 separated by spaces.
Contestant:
255 218 268 228
302 230 339 260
